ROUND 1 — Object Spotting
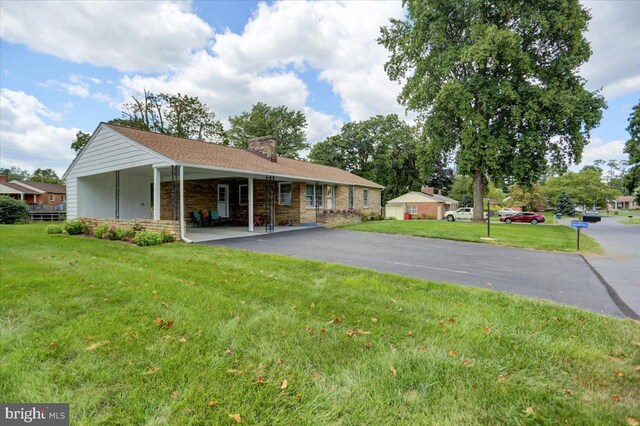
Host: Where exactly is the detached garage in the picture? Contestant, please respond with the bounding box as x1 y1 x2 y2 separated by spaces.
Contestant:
385 187 459 220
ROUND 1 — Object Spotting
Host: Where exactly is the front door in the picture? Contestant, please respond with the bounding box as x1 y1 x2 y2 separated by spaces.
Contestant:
218 184 229 218
326 186 335 209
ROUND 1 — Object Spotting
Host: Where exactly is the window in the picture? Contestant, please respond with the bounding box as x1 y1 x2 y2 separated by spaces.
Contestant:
49 194 55 202
348 186 355 209
61 195 66 202
363 189 369 208
406 205 418 214
279 182 292 205
305 184 324 208
239 184 248 206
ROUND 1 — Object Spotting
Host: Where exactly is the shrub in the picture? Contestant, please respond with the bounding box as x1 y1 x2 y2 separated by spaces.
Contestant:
65 219 90 235
613 210 619 215
46 225 63 234
0 196 28 224
132 223 144 232
160 231 174 243
134 230 165 246
120 228 136 240
94 224 110 239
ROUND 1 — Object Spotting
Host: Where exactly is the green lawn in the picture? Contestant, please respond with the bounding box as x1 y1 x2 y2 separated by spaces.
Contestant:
619 218 640 225
342 220 603 253
1 224 638 425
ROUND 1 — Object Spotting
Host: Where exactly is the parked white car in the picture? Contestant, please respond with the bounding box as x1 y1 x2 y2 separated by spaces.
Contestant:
498 207 517 217
444 207 488 221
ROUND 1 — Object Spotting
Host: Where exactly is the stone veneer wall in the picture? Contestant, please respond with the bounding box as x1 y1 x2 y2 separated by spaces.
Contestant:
87 218 181 237
317 211 361 227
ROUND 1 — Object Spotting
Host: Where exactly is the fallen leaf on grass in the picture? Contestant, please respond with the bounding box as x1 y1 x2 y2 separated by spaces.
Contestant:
346 329 370 337
208 401 217 407
627 418 638 426
365 341 372 349
154 318 174 329
170 391 179 398
281 379 288 390
497 374 507 382
50 340 56 349
633 341 640 347
330 316 342 323
277 358 283 364
614 370 624 377
152 291 157 301
225 348 233 356
256 375 265 383
84 341 108 351
483 326 492 334
390 366 397 377
463 358 471 367
564 389 573 396
142 367 160 375
319 327 327 333
161 302 169 308
418 346 427 352
407 331 414 337
525 406 534 415
612 394 623 402
371 317 378 323
448 351 457 357
178 337 187 343
295 393 302 401
313 371 321 380
228 413 243 423
305 325 312 333
227 369 244 375
448 317 456 324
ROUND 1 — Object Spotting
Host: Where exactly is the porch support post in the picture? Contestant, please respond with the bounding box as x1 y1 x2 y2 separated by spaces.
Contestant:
115 170 120 219
179 165 185 240
153 167 161 220
248 176 254 232
20 193 24 201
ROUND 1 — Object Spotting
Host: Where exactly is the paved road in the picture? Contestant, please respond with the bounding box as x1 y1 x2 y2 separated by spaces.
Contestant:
581 216 640 316
200 228 624 317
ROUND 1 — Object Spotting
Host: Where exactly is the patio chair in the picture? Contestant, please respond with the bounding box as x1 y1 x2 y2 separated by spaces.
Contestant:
191 210 204 227
200 209 211 226
210 209 221 226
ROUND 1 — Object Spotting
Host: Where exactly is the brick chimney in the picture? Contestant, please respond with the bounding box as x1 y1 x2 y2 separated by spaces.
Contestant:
247 136 277 162
0 175 8 184
421 186 434 195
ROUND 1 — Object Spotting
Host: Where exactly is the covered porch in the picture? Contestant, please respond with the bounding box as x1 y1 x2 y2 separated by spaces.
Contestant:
75 164 326 242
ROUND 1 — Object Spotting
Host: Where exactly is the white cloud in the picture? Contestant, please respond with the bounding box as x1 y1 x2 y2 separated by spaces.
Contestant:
40 75 120 109
576 138 627 167
0 89 78 175
305 107 344 145
118 1 407 128
0 1 213 72
581 0 640 98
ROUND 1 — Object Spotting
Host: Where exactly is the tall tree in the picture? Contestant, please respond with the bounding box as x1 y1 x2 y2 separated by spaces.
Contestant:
379 0 605 221
543 168 619 209
111 90 225 143
423 157 455 194
227 102 308 158
309 114 420 202
624 101 640 199
30 168 62 184
71 131 91 154
0 166 30 181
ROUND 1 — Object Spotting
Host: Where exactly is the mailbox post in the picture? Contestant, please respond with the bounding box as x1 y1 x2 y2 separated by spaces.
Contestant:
487 198 490 237
570 221 589 251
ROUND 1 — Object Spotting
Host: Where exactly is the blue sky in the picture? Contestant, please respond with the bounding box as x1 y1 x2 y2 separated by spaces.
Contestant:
1 0 638 176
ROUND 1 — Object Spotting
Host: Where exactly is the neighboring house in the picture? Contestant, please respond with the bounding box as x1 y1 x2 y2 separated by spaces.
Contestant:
0 175 66 205
608 195 639 210
63 123 383 240
385 186 459 220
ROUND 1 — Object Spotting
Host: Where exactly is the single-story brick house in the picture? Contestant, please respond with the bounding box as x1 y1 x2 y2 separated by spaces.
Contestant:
385 187 459 220
0 175 66 205
608 195 639 210
63 123 383 241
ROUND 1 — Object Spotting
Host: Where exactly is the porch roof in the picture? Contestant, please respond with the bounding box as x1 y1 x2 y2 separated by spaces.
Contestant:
106 123 383 189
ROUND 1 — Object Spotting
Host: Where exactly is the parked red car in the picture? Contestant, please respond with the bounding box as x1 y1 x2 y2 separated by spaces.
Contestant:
499 212 546 225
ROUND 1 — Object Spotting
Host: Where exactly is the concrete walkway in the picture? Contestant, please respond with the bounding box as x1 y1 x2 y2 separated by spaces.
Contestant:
581 216 640 317
200 228 625 317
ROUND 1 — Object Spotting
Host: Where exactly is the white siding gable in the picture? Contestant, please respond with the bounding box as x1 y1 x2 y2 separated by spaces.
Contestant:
65 125 171 179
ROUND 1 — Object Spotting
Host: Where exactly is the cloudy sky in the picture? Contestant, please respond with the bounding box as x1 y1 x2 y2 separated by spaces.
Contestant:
1 0 638 176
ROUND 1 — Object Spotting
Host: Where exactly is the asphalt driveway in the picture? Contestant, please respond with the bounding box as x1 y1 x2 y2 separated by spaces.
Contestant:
581 216 640 317
200 228 626 317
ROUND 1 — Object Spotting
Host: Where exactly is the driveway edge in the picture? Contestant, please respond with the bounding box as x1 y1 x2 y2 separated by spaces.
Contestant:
579 254 640 320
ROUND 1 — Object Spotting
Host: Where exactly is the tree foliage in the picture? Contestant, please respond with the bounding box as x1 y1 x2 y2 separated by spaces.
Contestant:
555 192 576 216
624 101 640 197
308 114 420 202
0 166 30 181
0 196 28 224
227 102 308 158
543 168 620 208
448 175 473 204
111 90 225 143
379 0 605 220
71 131 91 154
504 183 547 211
424 157 455 194
30 168 62 184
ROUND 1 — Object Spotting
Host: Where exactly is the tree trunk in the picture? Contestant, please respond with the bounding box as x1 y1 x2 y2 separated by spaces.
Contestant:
472 168 484 222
